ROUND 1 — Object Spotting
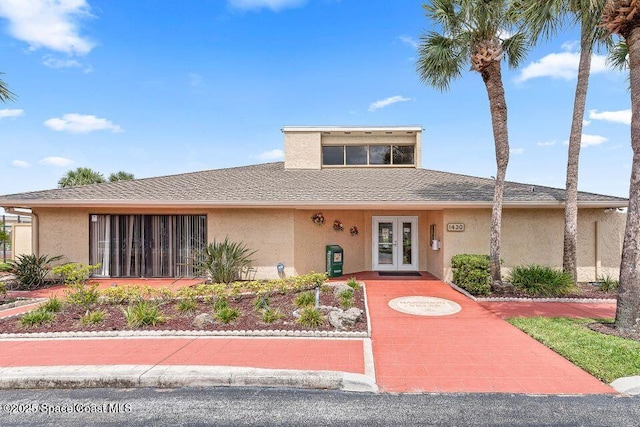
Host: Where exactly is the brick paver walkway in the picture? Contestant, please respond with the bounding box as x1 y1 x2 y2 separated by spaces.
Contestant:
480 301 616 319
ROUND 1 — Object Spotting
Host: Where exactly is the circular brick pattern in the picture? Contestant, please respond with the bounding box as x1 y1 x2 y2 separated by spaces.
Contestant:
388 296 462 316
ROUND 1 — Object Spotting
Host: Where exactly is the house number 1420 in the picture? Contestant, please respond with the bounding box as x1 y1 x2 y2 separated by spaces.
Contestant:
447 223 465 232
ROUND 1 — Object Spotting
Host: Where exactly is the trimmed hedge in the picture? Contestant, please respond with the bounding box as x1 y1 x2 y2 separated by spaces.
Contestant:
451 254 491 296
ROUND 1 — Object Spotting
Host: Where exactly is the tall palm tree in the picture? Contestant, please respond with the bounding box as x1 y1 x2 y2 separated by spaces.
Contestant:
58 167 106 188
602 0 640 333
515 0 609 282
417 0 529 289
0 72 16 103
108 171 135 182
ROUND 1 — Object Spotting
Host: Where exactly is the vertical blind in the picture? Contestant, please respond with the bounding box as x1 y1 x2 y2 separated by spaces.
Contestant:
89 214 207 278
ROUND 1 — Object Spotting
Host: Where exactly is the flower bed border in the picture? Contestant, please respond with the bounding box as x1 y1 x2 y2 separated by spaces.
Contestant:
448 282 616 304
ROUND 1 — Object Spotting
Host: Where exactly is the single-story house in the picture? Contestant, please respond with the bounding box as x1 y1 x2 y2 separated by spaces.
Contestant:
0 126 628 281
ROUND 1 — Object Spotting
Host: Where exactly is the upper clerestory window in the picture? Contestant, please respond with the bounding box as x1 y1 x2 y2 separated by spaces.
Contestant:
322 145 415 167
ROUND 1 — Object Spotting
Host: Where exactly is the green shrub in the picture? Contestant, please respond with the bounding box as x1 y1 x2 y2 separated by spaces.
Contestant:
253 295 270 311
193 237 257 284
81 309 106 325
346 277 361 291
20 308 54 327
294 291 315 308
597 275 619 292
9 254 63 290
508 264 575 297
40 297 63 313
215 306 240 324
176 298 197 313
123 301 165 327
65 283 100 308
296 307 323 328
99 286 145 305
212 297 229 311
0 282 6 298
451 254 491 296
261 307 284 324
0 262 12 272
52 262 100 285
338 288 354 308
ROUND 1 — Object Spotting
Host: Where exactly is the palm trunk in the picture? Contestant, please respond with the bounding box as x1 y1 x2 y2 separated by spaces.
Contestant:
615 25 640 333
481 60 509 289
563 25 593 282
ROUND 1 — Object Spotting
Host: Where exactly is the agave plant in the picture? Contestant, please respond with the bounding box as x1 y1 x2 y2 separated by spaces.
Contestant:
193 237 257 284
9 254 63 290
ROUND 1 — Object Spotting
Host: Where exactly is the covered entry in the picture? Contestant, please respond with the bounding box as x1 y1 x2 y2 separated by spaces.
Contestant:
372 216 418 271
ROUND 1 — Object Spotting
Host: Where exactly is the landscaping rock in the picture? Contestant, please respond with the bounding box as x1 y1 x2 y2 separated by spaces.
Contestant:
328 307 363 330
331 283 352 299
192 313 215 329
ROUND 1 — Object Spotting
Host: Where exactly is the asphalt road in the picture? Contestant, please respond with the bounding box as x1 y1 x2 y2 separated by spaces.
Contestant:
0 387 638 426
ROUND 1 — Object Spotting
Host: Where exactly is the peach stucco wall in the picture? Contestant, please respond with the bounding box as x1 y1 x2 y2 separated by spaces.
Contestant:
442 208 626 282
32 206 625 282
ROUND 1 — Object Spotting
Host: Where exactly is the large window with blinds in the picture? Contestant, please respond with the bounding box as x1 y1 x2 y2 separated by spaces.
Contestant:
89 214 207 278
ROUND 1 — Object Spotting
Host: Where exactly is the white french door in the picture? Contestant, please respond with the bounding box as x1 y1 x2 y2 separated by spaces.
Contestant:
372 216 418 271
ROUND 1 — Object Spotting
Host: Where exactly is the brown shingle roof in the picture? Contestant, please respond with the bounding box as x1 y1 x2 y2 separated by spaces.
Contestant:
0 162 627 207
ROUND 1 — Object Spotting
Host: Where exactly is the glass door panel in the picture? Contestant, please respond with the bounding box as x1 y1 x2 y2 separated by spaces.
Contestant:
372 216 418 271
377 222 394 266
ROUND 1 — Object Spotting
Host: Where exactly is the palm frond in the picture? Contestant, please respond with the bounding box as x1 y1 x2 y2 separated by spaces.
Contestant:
0 73 16 103
607 39 628 71
416 31 466 91
502 32 531 69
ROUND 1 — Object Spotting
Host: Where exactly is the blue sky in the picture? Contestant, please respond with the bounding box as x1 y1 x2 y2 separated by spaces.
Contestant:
0 0 632 198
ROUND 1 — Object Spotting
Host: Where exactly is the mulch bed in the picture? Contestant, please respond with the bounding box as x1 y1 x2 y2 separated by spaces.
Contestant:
486 282 616 299
588 322 640 343
0 287 367 334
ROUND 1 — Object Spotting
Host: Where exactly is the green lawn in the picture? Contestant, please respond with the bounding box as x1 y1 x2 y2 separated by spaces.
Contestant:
508 317 640 383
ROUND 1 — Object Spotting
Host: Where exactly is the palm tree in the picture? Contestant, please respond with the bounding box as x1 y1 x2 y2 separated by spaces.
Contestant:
0 72 16 103
515 0 609 282
417 0 529 290
58 167 106 188
602 0 640 333
108 171 135 182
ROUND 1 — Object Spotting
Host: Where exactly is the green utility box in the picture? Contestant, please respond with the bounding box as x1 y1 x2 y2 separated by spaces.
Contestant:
326 245 344 278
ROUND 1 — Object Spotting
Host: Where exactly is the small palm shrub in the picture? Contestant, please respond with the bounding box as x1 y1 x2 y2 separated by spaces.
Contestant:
40 297 63 313
253 295 270 311
346 277 361 291
193 237 257 284
451 254 491 296
0 282 6 298
9 254 63 290
296 307 323 328
261 307 284 324
213 297 229 311
123 301 165 327
338 288 354 308
176 298 197 313
215 306 240 324
597 275 619 293
0 262 12 272
508 264 575 297
20 308 54 327
81 309 106 325
294 291 315 308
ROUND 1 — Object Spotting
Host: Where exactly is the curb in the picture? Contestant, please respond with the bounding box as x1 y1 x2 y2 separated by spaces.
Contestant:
0 365 378 393
611 376 640 396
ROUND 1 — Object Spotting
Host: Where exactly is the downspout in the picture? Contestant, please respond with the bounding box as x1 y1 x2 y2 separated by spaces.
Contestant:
3 207 37 256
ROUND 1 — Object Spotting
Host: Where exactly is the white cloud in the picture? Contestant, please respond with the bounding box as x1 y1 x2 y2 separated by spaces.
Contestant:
368 95 413 112
398 35 418 49
562 134 608 147
39 156 73 167
536 140 556 147
258 149 284 161
516 52 608 82
509 147 524 155
583 119 591 127
11 159 29 168
0 108 23 118
227 0 306 11
44 113 123 133
588 109 631 125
